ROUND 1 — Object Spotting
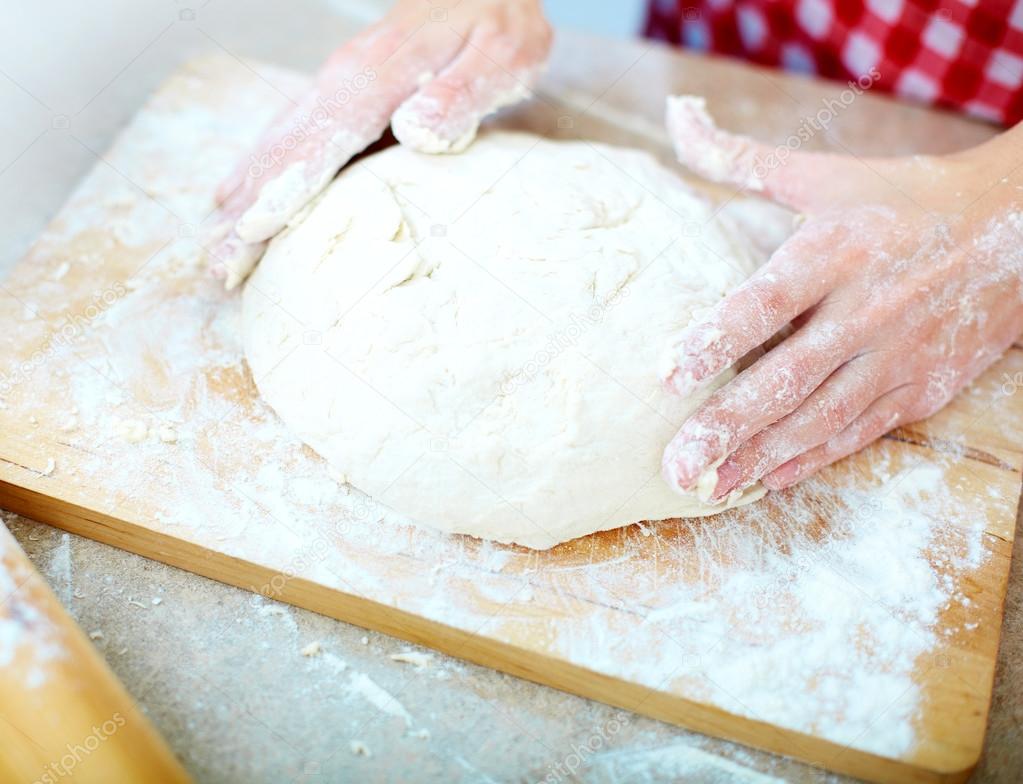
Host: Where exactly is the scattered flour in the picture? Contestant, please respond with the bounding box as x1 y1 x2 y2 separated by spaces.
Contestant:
389 651 433 669
45 532 73 606
347 671 414 729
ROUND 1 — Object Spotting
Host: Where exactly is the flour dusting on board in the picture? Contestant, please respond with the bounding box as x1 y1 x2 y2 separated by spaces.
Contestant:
0 58 1011 763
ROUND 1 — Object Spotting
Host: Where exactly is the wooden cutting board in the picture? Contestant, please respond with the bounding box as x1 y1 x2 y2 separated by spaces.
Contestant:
0 32 1018 783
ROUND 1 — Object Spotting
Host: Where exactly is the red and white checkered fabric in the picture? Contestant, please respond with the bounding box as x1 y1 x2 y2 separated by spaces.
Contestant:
645 0 1023 125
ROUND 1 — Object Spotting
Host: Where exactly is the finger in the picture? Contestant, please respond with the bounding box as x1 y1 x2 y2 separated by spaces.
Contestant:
205 229 267 291
231 101 388 243
215 93 316 205
391 22 547 153
201 178 270 288
216 156 252 206
231 30 450 244
665 95 858 212
709 353 892 499
213 76 351 216
662 317 858 493
761 386 913 490
661 226 844 399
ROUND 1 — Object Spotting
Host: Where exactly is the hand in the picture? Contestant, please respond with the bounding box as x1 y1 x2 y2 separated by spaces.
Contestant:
660 96 1023 500
207 0 551 288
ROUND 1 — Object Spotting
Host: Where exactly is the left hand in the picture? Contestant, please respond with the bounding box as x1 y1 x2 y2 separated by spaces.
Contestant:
660 97 1023 500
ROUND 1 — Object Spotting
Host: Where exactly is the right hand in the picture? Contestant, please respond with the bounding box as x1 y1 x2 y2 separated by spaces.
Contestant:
208 0 551 288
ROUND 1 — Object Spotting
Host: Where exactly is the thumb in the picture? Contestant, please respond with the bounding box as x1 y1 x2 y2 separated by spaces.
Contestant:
665 95 854 213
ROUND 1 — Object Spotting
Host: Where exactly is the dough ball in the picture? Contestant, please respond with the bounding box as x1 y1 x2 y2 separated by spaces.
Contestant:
242 131 765 549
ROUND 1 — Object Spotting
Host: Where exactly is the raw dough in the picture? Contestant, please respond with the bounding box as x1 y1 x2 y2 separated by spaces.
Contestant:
242 131 765 550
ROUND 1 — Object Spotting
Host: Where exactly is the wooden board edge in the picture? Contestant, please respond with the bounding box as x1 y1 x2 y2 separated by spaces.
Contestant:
0 476 988 784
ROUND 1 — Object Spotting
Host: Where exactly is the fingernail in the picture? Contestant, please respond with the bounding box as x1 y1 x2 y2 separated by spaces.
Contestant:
710 459 742 501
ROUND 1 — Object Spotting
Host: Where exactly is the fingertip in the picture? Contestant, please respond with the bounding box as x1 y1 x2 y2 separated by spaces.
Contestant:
392 94 479 154
660 435 689 493
234 160 329 243
204 231 265 291
662 352 716 397
665 95 712 141
661 451 683 493
665 369 717 404
392 36 538 156
661 430 713 493
709 458 742 501
662 367 695 398
659 322 724 396
664 94 766 192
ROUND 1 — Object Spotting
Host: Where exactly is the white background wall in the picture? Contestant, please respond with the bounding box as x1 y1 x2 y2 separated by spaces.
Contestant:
544 0 647 37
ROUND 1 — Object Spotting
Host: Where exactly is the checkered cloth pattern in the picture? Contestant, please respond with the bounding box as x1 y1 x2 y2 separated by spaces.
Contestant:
645 0 1023 125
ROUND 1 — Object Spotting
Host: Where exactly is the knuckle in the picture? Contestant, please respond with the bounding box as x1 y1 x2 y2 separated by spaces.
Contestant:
748 281 794 324
769 349 824 405
424 78 468 107
475 6 552 67
815 394 852 432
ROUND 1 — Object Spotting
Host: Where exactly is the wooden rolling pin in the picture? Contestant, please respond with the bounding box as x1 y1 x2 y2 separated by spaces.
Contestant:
0 523 190 783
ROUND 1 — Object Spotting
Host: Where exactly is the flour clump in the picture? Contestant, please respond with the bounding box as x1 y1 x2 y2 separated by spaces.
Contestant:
242 131 765 549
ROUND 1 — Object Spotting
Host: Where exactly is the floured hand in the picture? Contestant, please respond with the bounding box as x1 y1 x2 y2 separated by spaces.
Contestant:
661 96 1023 499
207 0 551 288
